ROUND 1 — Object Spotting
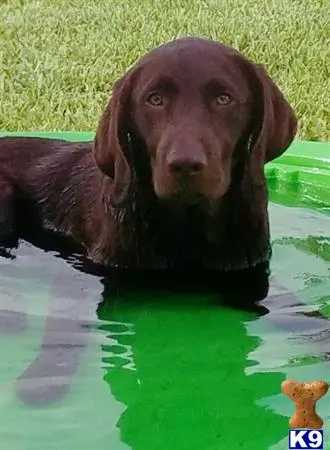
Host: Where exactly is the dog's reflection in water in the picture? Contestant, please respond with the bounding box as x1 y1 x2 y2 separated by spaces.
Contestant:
1 239 328 411
0 238 274 407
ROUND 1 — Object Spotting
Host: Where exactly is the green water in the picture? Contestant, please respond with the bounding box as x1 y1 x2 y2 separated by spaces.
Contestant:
0 135 329 450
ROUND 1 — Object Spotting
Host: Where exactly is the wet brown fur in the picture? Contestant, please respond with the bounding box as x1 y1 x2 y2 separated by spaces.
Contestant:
0 37 297 279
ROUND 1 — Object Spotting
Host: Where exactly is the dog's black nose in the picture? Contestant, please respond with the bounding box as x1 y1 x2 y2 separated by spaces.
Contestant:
167 154 207 176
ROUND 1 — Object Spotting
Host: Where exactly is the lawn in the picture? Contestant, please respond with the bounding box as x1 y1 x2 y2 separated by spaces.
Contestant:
0 0 329 141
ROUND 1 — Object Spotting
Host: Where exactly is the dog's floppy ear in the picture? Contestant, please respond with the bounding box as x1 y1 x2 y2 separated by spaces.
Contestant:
93 68 138 207
249 64 298 172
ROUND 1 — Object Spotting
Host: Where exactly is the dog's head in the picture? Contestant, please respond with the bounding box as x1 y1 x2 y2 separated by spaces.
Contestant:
94 37 297 208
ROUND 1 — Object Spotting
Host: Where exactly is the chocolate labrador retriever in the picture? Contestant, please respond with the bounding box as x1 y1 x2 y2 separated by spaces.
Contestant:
0 36 297 301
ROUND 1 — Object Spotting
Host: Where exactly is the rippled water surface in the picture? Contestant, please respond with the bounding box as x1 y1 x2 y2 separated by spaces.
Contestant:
0 203 329 450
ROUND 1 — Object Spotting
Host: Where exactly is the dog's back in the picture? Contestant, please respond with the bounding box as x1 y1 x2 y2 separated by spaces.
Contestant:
0 136 91 177
0 137 109 254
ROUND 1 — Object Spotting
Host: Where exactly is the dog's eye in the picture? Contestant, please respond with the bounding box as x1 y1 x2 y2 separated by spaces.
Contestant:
146 93 164 107
215 94 232 106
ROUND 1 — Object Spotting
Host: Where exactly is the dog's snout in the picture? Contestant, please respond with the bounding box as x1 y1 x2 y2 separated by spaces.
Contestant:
167 153 207 176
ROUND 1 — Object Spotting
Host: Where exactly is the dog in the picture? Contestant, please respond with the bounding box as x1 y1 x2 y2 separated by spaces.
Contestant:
0 36 297 302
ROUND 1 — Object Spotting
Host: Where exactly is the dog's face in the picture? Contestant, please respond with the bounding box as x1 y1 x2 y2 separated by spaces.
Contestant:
130 43 254 202
94 37 297 207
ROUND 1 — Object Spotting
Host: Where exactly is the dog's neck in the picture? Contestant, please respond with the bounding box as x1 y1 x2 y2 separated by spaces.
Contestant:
102 175 271 272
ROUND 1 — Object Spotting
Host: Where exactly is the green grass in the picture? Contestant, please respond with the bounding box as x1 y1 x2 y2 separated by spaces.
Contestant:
0 0 329 141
